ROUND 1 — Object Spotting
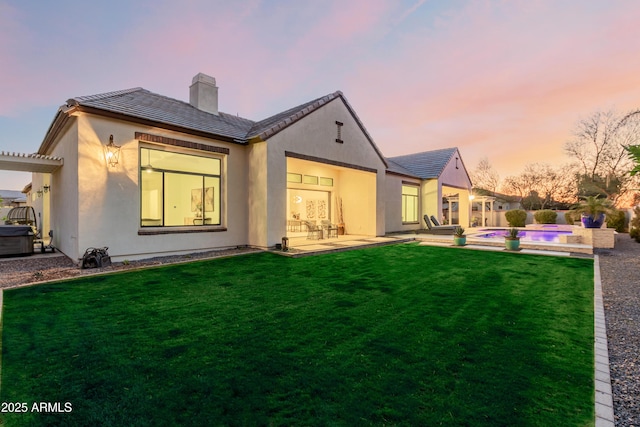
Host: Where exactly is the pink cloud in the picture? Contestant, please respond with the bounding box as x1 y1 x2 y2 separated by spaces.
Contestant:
345 0 640 177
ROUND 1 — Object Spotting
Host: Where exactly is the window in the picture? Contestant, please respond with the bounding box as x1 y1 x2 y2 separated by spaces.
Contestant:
401 185 419 223
319 177 333 186
303 175 319 185
287 173 302 183
140 147 221 227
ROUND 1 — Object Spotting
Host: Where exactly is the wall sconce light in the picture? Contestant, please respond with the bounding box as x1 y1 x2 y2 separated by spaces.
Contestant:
104 134 121 167
43 185 50 194
37 190 43 197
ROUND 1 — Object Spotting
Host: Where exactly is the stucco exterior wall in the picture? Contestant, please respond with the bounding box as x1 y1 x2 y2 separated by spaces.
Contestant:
28 173 51 239
264 97 387 245
247 141 268 247
421 179 439 225
439 150 472 226
384 173 422 233
47 119 80 259
71 113 248 261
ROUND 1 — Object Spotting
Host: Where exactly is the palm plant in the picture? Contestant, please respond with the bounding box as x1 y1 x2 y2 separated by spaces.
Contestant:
572 196 613 228
572 196 613 218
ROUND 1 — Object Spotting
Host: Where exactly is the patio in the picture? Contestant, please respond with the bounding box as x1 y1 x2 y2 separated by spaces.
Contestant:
276 234 415 257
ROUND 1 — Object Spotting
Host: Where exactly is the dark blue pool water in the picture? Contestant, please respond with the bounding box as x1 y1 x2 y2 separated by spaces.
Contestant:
474 228 573 243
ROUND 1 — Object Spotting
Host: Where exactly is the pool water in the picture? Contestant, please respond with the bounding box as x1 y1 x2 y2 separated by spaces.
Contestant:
474 228 573 243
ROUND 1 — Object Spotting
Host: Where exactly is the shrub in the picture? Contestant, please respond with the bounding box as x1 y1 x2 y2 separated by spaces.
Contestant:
606 210 627 233
564 211 581 225
505 209 527 227
630 207 640 243
534 210 557 224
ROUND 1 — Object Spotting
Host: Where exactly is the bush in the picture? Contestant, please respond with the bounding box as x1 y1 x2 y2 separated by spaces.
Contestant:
534 210 557 224
564 211 577 225
606 210 627 233
630 207 640 243
505 209 527 227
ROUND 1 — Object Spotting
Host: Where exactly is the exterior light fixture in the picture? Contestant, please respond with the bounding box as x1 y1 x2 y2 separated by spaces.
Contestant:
43 185 50 194
104 134 121 167
37 189 43 197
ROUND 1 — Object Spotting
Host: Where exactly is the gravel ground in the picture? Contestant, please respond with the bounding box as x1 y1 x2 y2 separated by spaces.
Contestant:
1 238 639 424
598 233 640 427
0 247 261 289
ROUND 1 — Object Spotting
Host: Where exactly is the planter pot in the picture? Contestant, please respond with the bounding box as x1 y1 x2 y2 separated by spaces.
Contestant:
505 238 521 251
337 224 345 235
581 213 605 229
453 236 466 246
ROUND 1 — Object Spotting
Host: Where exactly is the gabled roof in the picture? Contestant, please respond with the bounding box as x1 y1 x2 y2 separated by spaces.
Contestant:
66 88 255 142
387 147 458 179
39 87 388 167
247 92 341 140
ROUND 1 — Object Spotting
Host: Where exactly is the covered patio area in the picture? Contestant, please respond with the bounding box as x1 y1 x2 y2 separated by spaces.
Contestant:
285 156 378 239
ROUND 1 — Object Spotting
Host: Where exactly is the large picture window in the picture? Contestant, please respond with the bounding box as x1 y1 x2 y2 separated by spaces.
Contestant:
140 147 221 227
401 185 419 223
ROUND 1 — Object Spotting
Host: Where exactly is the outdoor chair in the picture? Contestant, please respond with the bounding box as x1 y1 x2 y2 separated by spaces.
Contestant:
303 221 322 240
431 215 446 226
423 215 458 235
321 220 339 238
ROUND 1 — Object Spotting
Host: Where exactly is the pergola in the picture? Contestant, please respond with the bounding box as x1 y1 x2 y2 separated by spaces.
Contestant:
472 195 496 227
0 151 63 173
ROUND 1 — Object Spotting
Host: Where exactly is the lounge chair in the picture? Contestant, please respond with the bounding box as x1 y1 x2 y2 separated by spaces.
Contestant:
423 215 458 235
431 216 455 227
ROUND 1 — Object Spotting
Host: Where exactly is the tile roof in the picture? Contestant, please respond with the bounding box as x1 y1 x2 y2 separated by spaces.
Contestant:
52 86 387 167
65 88 351 146
67 88 255 142
247 92 342 140
387 148 458 179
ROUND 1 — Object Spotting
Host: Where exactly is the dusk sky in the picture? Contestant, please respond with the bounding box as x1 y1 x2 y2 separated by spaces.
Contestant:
2 0 640 191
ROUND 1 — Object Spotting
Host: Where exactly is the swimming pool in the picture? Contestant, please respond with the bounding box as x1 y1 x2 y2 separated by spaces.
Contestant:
473 228 573 243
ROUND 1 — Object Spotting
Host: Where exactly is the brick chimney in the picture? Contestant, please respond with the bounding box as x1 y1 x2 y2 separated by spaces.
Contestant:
189 73 218 115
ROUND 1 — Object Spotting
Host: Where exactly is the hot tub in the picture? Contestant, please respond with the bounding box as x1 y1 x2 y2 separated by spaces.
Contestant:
0 226 34 257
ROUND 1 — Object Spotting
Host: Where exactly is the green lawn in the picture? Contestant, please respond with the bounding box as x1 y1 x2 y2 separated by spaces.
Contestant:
1 244 594 426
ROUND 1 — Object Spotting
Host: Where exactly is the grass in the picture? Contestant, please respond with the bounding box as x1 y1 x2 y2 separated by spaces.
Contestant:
1 244 594 426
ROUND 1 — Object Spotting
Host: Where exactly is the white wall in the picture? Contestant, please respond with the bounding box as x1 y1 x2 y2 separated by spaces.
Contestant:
47 119 80 259
264 97 387 245
384 174 422 233
247 141 268 247
67 113 249 261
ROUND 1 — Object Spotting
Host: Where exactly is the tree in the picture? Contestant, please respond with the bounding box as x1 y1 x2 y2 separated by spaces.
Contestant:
470 157 500 193
564 109 640 204
501 163 575 209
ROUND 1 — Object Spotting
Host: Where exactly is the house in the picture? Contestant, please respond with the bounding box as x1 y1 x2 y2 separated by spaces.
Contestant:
0 73 472 262
0 189 27 207
386 148 472 230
